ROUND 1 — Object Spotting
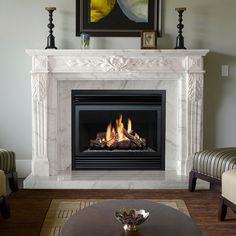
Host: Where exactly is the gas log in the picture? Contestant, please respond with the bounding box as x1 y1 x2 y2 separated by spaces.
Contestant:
89 114 146 150
122 128 145 148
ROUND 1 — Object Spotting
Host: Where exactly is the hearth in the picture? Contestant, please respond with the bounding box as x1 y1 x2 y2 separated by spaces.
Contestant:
72 90 166 170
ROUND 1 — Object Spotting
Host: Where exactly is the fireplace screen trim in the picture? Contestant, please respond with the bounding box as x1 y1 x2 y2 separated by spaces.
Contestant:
72 90 166 170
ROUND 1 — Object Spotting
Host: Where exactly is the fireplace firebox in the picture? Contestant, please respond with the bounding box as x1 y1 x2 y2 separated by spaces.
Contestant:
72 90 166 170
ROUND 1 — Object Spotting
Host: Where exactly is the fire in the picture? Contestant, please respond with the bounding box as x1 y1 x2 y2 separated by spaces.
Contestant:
106 114 132 145
90 114 146 150
106 122 112 141
116 114 125 142
127 118 132 133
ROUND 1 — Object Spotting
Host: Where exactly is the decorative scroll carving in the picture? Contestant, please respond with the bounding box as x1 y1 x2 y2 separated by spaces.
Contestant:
32 74 48 101
60 56 185 72
67 56 130 72
187 74 204 102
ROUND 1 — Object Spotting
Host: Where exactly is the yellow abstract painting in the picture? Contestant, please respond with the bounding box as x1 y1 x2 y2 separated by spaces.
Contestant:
90 0 116 23
76 0 161 36
90 0 148 23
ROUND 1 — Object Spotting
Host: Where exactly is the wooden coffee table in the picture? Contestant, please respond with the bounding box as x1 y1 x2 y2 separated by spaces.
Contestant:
60 199 202 236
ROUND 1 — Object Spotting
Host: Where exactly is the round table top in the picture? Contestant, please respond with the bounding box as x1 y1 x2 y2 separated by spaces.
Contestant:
60 199 202 236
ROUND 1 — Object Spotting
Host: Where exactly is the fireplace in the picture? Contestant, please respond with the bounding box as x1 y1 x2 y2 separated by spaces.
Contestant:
25 49 209 189
72 90 166 170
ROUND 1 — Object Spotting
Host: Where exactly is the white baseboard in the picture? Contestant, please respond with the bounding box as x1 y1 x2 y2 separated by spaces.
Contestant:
16 160 32 178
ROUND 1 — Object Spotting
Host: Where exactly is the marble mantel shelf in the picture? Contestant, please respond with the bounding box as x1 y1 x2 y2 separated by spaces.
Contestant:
24 49 209 189
26 49 209 74
26 49 209 56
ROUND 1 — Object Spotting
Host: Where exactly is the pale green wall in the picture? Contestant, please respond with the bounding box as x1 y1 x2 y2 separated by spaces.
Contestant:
0 0 236 161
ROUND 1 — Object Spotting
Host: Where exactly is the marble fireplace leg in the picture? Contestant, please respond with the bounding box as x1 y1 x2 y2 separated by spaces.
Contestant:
186 73 204 174
31 73 50 176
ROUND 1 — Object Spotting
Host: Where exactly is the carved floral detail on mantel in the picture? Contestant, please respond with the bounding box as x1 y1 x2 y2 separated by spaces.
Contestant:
58 56 185 72
66 56 130 72
187 74 204 102
32 74 48 101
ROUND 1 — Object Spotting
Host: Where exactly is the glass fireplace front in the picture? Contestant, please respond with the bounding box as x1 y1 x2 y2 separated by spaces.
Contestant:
72 90 166 170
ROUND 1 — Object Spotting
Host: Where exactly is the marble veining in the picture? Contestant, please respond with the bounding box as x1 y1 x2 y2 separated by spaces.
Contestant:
25 49 209 189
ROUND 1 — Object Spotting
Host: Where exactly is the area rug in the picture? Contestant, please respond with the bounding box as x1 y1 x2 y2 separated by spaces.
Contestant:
40 199 190 236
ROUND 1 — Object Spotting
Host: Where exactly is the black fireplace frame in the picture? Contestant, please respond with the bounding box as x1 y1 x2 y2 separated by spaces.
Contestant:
72 90 166 170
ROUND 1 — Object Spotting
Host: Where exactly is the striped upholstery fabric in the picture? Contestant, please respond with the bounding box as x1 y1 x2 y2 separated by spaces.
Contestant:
0 170 6 196
192 148 236 180
0 149 16 174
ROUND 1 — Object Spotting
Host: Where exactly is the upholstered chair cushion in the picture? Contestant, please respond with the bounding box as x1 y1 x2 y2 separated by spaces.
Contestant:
0 170 6 197
222 170 236 204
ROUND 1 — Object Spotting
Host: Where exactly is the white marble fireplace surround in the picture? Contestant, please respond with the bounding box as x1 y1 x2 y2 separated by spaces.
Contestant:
24 49 209 189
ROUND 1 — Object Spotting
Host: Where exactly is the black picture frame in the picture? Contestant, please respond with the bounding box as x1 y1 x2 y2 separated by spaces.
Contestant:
76 0 162 37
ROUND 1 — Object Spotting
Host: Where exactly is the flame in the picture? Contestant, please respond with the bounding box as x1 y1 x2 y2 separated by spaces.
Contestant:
106 122 112 141
112 127 115 134
127 118 132 133
105 114 133 144
116 114 124 142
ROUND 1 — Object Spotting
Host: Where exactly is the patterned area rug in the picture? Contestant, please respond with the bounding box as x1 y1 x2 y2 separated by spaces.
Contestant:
40 199 190 236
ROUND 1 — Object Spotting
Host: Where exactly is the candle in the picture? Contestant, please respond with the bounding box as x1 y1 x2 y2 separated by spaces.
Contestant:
175 7 186 12
45 7 56 11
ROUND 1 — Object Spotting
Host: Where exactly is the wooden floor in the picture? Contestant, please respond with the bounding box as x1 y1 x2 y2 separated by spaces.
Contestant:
0 189 236 236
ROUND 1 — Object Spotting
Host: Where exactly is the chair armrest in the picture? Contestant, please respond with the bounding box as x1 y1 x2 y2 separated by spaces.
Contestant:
0 170 6 196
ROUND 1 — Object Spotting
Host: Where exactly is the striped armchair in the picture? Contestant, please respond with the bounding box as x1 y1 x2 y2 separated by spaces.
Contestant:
0 149 18 192
189 148 236 192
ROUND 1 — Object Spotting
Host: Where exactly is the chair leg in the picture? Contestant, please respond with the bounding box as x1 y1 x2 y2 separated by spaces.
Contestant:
189 171 197 192
218 196 227 221
8 171 18 192
0 197 10 219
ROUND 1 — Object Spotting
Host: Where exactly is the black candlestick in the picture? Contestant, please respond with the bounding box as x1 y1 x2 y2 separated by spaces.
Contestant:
175 7 186 49
45 7 57 49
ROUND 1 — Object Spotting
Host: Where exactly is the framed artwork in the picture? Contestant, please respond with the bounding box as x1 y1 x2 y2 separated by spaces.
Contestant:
76 0 162 37
141 31 157 49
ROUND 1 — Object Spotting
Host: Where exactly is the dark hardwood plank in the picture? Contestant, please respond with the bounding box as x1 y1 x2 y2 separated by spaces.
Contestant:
0 189 235 236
